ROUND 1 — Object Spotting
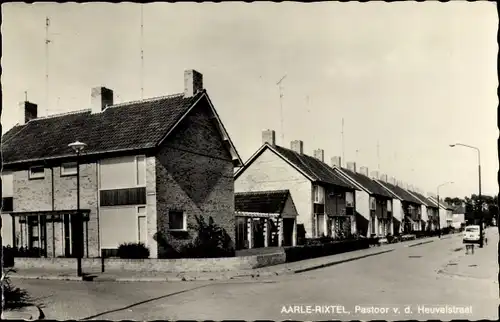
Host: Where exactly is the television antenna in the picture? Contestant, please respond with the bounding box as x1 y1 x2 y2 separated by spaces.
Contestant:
140 5 144 99
276 74 287 145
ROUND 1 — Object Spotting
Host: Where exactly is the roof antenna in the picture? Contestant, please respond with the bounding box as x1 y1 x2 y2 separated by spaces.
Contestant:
140 4 144 99
45 17 51 117
341 118 345 167
276 74 287 145
24 91 28 101
377 140 380 171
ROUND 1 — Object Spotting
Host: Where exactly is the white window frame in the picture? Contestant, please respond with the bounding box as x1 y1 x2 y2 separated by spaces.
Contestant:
369 197 376 210
61 162 78 176
346 191 354 207
168 209 187 231
137 206 147 245
313 185 325 204
135 155 147 187
28 166 45 179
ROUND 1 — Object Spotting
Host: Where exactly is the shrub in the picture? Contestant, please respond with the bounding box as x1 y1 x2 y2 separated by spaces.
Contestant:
117 242 150 259
3 268 32 309
181 215 235 258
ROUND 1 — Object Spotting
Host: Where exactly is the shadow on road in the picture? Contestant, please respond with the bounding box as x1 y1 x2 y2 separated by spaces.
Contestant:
80 283 214 320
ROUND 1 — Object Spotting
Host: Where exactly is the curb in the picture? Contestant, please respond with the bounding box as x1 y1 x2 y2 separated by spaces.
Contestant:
407 240 435 247
1 305 43 321
9 274 83 281
293 248 395 274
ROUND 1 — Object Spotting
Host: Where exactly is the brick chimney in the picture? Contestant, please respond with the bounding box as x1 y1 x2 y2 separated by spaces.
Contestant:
313 149 324 162
346 162 356 172
359 166 369 176
262 129 276 146
331 156 341 168
91 87 114 114
380 174 388 182
184 69 203 97
19 101 38 125
409 184 414 191
370 171 379 179
389 177 396 185
290 140 304 154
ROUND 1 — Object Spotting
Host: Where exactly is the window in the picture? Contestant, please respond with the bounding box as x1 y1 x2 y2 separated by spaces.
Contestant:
369 197 376 210
169 210 186 231
387 200 392 212
313 186 325 204
316 214 325 237
346 192 354 207
29 166 45 179
61 162 78 176
136 156 146 186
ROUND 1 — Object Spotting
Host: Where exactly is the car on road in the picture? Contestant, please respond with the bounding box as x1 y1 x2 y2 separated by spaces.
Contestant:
463 225 482 244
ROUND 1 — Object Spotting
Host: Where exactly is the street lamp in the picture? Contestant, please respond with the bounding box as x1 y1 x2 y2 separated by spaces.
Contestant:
437 181 454 235
450 143 483 247
68 141 86 277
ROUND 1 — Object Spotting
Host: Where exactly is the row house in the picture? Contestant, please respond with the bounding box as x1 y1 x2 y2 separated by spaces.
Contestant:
375 177 424 234
406 187 438 232
1 69 243 259
234 130 359 240
333 162 395 238
427 195 454 229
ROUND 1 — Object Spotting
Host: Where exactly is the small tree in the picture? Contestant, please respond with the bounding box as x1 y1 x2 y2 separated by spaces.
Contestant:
3 269 32 310
117 242 150 259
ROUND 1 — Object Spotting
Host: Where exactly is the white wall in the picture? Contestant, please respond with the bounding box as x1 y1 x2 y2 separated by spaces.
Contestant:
355 190 370 236
1 214 13 246
393 199 404 234
439 208 448 228
235 149 313 237
1 171 14 197
100 205 145 249
99 155 146 190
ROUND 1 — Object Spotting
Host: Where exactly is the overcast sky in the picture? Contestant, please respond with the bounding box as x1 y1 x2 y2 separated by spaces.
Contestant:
2 2 498 199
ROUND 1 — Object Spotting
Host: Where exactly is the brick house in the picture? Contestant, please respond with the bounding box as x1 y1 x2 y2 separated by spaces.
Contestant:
375 176 424 234
235 190 298 250
427 196 454 229
332 162 395 238
0 69 243 259
234 130 358 240
422 195 440 231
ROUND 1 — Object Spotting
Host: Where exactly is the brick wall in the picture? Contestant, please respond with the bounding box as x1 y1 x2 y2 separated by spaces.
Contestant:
12 163 100 257
13 251 286 273
155 98 236 256
235 148 313 237
146 156 158 258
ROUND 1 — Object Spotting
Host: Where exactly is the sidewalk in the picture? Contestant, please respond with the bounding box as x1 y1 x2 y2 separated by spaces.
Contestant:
438 228 498 282
9 236 444 282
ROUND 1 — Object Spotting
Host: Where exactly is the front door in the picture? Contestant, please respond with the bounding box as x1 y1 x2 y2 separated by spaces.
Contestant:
71 214 84 258
252 219 265 248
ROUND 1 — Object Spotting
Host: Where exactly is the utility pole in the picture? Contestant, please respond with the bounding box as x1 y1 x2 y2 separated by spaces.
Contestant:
276 75 287 145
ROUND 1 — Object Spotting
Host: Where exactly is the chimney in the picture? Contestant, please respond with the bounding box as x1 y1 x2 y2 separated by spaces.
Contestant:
91 87 114 114
409 184 414 191
331 156 342 168
262 129 276 146
19 101 38 125
290 140 304 154
359 166 369 176
346 162 356 172
370 171 379 179
389 177 396 185
184 69 203 97
380 174 388 182
313 149 325 162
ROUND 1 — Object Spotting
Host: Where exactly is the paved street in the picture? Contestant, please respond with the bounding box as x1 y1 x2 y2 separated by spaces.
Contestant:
16 230 497 321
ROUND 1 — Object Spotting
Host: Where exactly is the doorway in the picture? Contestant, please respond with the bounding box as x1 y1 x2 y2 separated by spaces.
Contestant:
63 214 84 258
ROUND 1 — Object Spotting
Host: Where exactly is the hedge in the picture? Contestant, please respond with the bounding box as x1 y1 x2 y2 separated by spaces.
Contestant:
284 238 370 263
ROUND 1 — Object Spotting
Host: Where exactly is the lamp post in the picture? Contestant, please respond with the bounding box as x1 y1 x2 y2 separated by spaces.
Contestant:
68 141 86 277
437 181 454 235
450 143 483 247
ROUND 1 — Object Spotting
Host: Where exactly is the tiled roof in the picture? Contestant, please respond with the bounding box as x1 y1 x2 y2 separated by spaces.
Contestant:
271 145 357 190
2 92 209 165
339 168 393 198
235 190 291 214
408 190 435 207
376 181 423 205
427 196 453 210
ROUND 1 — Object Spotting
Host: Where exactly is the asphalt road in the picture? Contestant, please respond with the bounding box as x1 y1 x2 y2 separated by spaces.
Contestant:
15 232 497 321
